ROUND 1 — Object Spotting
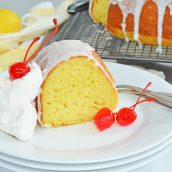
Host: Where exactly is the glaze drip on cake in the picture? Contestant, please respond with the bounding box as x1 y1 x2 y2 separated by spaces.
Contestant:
90 0 172 52
111 0 172 52
155 0 172 53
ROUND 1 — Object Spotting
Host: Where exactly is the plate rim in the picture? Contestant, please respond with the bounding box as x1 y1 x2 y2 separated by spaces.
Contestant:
0 62 172 164
0 134 172 171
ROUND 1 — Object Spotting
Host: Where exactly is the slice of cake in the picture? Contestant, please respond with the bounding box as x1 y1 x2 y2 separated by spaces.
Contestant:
35 40 118 127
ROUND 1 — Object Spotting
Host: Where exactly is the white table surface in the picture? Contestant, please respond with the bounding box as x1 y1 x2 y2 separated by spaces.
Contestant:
0 0 172 171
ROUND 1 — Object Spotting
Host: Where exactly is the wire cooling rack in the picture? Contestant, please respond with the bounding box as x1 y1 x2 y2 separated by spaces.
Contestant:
49 11 172 63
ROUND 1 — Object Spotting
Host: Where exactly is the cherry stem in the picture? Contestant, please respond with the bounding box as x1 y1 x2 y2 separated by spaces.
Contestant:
130 97 156 109
23 37 40 63
113 97 156 116
132 82 152 110
25 18 58 63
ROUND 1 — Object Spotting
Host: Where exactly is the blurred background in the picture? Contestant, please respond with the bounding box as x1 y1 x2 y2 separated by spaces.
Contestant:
0 0 63 15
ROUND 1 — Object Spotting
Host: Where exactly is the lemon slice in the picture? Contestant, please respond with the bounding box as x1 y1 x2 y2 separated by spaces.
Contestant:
0 8 22 33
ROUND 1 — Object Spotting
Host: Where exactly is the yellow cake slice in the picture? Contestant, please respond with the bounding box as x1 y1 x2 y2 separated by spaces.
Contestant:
35 40 118 127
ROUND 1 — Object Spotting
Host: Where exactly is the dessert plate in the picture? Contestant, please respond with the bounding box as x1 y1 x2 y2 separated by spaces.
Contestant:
0 134 172 171
0 139 172 172
0 62 172 164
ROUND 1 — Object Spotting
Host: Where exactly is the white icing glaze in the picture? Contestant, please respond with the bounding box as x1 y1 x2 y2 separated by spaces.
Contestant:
117 1 130 41
0 63 43 141
133 0 144 47
34 40 117 125
35 40 116 87
109 0 172 53
153 0 171 53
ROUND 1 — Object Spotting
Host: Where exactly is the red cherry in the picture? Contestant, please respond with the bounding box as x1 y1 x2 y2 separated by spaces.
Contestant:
9 62 30 80
115 82 154 126
94 108 115 131
116 107 137 126
94 83 156 130
8 19 59 80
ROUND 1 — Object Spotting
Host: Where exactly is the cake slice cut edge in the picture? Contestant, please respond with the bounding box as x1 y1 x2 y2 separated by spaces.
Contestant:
34 40 118 127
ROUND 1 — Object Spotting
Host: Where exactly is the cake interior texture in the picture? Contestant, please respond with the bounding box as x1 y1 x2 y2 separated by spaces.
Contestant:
90 0 109 25
41 56 118 127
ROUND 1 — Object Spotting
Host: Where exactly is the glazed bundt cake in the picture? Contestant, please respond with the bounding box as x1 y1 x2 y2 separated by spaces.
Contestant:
35 40 118 127
89 0 172 52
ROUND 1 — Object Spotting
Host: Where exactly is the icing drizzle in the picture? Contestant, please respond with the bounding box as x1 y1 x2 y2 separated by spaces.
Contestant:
111 0 172 53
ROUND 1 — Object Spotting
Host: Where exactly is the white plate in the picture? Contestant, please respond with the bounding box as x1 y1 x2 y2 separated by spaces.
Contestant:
0 62 172 164
0 140 172 172
0 135 172 171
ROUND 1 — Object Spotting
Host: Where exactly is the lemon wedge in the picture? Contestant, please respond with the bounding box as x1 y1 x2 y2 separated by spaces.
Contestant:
0 8 22 33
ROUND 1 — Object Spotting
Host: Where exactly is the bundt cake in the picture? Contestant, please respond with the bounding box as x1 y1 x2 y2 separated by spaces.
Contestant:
89 0 172 52
35 40 118 127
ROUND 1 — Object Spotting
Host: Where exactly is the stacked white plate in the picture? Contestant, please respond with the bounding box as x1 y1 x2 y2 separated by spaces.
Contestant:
0 62 172 172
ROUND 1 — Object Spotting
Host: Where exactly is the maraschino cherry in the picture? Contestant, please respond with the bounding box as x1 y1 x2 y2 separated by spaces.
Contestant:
94 108 115 131
9 19 59 80
94 82 156 131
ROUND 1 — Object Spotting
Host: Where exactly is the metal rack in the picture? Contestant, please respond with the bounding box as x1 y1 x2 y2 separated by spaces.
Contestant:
49 11 172 63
